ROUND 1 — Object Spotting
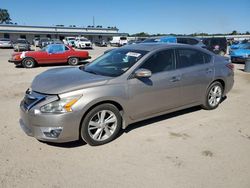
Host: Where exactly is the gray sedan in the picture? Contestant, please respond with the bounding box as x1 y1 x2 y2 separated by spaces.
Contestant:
19 43 234 146
13 39 31 51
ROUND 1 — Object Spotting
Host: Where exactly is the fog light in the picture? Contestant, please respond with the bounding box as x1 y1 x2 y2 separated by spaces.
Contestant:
42 127 63 138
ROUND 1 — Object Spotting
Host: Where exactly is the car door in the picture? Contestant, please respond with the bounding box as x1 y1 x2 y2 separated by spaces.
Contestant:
176 48 214 105
127 49 182 120
46 44 68 63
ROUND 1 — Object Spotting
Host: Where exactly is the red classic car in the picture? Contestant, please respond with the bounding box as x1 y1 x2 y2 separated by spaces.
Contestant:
8 44 91 68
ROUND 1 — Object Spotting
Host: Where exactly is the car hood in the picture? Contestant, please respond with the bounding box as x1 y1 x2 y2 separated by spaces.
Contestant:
31 67 111 94
230 49 250 56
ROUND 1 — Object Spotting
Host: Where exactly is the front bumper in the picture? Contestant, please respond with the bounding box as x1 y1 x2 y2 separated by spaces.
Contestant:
8 59 22 65
19 92 82 143
14 46 30 51
231 56 248 62
0 44 12 48
79 44 92 48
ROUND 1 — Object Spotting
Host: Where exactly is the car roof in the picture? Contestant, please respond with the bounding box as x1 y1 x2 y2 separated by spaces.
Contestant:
120 43 201 51
176 36 200 40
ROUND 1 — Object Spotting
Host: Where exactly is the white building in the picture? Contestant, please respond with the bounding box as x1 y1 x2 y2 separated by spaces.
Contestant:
0 24 127 43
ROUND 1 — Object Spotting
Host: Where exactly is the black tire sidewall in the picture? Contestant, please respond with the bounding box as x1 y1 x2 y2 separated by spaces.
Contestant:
68 57 79 66
81 104 122 146
203 81 223 110
22 58 35 68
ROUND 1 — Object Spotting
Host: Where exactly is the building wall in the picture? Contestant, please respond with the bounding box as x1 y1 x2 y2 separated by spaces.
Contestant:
1 32 113 43
0 24 126 43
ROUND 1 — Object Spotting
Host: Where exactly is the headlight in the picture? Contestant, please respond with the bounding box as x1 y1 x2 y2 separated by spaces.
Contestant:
40 96 81 113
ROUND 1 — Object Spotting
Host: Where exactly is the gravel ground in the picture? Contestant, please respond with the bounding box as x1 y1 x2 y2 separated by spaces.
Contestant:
0 46 250 188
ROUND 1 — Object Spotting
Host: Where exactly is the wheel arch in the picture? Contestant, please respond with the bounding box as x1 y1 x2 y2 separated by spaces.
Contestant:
67 56 79 60
78 100 126 140
22 56 37 63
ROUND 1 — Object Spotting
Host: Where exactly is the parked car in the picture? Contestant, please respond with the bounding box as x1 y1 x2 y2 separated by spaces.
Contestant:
230 40 249 50
202 37 227 55
63 37 76 47
0 38 13 48
176 36 206 48
49 39 63 45
142 36 177 43
110 36 128 46
9 44 90 68
127 38 146 45
18 43 234 146
95 40 108 47
13 39 31 52
38 38 50 48
33 37 40 47
75 38 93 49
230 43 250 63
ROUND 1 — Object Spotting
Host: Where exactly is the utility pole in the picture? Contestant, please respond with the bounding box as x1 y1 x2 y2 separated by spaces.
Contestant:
93 16 95 27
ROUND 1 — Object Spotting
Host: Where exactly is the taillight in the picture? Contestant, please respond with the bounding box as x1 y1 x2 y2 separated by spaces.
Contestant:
226 63 234 71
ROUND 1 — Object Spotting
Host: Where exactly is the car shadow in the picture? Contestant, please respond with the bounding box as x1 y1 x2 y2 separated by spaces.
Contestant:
15 61 90 69
122 97 227 134
40 140 87 148
122 106 202 134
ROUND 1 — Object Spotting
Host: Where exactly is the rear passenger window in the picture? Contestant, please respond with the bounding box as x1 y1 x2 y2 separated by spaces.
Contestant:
203 53 212 63
177 38 188 44
141 49 175 74
177 49 210 68
188 38 199 45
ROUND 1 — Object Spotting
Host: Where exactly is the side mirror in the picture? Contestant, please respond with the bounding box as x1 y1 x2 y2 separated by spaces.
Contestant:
134 68 152 78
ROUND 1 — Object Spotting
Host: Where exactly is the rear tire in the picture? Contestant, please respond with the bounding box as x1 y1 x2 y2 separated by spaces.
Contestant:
68 57 79 66
202 81 223 110
22 58 36 68
80 104 122 146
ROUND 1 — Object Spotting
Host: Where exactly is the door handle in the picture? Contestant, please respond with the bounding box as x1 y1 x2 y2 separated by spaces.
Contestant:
170 76 181 82
206 68 213 73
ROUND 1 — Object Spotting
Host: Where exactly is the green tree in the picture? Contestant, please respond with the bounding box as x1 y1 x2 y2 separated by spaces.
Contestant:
246 31 250 35
0 9 11 24
231 30 238 35
131 32 150 37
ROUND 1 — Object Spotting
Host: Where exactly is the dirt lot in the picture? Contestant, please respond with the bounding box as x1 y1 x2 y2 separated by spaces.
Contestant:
0 47 250 188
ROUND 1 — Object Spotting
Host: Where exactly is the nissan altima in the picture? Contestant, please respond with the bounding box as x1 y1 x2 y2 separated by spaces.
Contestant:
19 43 234 146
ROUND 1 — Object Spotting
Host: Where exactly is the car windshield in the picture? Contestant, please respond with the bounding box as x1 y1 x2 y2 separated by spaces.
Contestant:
242 43 250 49
83 49 148 77
0 38 10 41
80 39 88 41
17 40 27 44
120 37 127 40
41 39 49 42
68 38 75 41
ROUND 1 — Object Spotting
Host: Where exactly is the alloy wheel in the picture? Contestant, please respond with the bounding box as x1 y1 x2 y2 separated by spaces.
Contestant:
87 110 118 141
208 85 222 107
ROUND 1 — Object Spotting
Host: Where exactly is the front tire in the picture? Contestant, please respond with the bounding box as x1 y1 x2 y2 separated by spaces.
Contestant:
80 104 122 146
22 58 36 68
68 57 79 66
202 81 223 110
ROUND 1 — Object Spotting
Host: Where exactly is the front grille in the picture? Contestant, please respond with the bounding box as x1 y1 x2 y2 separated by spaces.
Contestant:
85 43 90 46
22 90 46 111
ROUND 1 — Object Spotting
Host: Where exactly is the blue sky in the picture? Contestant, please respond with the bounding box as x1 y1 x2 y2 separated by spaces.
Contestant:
1 0 250 34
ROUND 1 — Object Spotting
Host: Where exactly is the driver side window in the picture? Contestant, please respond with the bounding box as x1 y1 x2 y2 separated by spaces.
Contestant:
140 49 175 74
48 45 65 54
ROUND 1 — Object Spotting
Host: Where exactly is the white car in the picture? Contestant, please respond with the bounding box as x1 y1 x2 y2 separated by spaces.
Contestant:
75 38 93 49
0 38 13 48
110 36 128 47
63 37 76 47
